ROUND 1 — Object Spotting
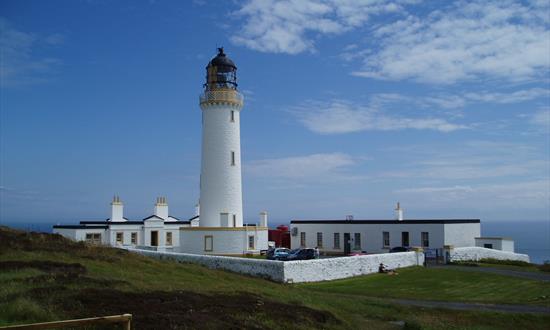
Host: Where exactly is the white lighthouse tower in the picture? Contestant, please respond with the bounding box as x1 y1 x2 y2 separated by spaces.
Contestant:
199 47 244 228
179 48 268 255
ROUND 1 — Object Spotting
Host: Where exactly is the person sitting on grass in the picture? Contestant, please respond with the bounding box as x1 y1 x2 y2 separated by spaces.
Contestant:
379 263 398 275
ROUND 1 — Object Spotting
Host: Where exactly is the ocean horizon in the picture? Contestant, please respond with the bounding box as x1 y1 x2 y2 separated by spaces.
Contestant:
2 220 548 264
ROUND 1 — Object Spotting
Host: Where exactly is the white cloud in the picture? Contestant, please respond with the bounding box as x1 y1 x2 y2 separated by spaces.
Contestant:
530 109 550 128
0 18 63 88
396 180 550 207
246 153 356 179
231 0 412 54
291 99 466 134
353 1 550 84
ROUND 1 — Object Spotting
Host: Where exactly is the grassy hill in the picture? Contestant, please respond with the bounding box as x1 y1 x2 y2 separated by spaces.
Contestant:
1 226 549 329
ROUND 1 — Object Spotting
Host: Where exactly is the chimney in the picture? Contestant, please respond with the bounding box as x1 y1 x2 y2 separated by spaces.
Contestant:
259 211 268 227
154 197 169 220
110 195 125 222
395 202 403 221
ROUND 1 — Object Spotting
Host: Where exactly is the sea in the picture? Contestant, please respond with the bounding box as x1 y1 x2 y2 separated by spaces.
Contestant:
2 220 549 264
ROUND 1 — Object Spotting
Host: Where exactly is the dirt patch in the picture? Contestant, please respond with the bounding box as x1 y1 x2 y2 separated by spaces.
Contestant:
58 288 338 330
1 260 87 275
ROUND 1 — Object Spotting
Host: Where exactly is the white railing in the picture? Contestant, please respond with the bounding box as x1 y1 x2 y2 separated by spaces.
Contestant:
200 90 244 106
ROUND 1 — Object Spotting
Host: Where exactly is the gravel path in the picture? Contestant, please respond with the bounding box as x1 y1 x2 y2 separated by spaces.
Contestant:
385 298 550 314
430 265 550 282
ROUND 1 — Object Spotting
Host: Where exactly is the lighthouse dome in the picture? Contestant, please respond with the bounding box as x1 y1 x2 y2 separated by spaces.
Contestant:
208 47 236 71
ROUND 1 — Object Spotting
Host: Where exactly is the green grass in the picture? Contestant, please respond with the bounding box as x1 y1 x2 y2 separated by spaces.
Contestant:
299 267 550 306
1 226 549 329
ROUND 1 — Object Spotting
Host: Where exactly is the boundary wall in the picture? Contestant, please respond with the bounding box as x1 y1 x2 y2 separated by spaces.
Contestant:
449 247 529 263
125 248 423 283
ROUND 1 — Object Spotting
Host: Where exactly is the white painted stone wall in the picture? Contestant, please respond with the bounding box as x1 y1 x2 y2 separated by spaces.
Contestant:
125 248 424 283
449 247 529 263
283 252 424 283
444 223 480 247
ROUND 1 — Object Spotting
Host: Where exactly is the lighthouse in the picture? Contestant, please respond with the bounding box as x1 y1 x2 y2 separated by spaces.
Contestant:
199 47 244 228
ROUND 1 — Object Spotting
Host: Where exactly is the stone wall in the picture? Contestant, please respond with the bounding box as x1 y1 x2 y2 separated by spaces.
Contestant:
283 252 424 283
449 247 529 263
125 247 424 283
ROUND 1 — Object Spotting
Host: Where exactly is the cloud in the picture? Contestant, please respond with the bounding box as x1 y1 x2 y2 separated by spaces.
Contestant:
529 109 550 128
352 1 550 84
291 99 467 134
231 0 412 54
381 140 549 180
246 153 356 179
395 180 550 207
0 18 63 88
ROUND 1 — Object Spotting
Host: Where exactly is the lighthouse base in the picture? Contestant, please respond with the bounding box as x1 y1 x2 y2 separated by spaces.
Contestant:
179 227 268 255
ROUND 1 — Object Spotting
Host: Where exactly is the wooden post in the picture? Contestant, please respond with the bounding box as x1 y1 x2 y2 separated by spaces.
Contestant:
0 314 132 330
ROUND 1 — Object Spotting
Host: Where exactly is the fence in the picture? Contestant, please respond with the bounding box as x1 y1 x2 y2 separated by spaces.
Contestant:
0 314 132 330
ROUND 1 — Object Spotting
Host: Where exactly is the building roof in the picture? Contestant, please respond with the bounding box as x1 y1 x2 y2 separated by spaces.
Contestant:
291 219 480 224
79 220 191 225
53 225 109 229
475 236 514 241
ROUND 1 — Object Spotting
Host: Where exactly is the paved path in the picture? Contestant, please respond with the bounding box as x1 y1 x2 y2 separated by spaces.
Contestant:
384 298 550 314
429 265 550 282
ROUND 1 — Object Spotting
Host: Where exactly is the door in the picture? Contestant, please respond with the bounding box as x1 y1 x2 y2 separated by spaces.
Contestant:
401 232 409 247
151 231 158 246
344 233 351 255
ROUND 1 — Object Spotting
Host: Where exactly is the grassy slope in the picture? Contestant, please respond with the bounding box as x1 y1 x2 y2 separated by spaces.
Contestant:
1 227 549 329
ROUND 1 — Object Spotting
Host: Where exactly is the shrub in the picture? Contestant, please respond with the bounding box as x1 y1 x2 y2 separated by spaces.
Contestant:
538 261 550 272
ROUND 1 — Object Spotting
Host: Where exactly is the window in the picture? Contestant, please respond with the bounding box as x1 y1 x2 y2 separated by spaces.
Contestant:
333 233 340 249
300 232 306 247
231 151 236 166
85 233 101 245
116 232 123 244
131 232 137 245
421 232 429 247
354 233 361 250
204 235 213 251
248 235 255 249
166 232 173 246
401 232 409 247
230 110 235 122
484 243 493 249
232 214 236 227
316 232 323 248
383 231 390 247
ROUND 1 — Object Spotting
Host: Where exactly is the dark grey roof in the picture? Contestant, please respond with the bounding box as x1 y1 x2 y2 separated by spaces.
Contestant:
54 225 108 229
291 219 480 224
189 215 199 221
143 215 164 221
208 48 236 69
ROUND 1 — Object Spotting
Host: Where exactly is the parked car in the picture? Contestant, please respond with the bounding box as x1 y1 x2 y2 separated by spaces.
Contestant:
266 248 291 260
389 246 410 253
281 248 317 261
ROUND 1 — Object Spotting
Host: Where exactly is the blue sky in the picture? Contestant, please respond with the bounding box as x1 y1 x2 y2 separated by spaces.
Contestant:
1 0 549 225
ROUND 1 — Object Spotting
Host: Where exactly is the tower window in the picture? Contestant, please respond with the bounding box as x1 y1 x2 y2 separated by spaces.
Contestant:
231 151 236 166
231 110 235 122
232 214 236 227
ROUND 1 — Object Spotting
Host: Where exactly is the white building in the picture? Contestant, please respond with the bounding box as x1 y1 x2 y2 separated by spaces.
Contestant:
290 204 514 255
54 196 198 250
475 237 515 252
53 48 268 256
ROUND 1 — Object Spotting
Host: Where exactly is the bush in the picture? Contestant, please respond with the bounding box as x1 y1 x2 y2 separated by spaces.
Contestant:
538 261 550 272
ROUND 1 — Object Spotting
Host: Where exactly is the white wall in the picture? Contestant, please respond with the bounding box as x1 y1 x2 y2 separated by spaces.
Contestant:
126 248 424 283
290 223 445 254
444 223 480 247
283 252 424 283
450 247 529 263
200 102 244 227
179 228 268 255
